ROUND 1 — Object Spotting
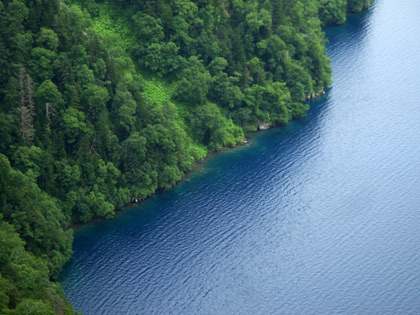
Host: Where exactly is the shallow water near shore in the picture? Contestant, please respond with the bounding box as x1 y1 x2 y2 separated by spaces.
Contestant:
60 1 420 313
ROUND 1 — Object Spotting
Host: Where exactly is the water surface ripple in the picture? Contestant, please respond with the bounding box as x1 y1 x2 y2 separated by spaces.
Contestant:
60 1 420 313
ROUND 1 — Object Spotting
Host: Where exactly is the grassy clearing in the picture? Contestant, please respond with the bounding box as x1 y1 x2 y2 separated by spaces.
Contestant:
91 2 135 52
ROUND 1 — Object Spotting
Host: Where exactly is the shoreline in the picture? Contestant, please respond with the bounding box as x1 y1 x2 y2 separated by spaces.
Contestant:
67 91 328 231
67 132 254 230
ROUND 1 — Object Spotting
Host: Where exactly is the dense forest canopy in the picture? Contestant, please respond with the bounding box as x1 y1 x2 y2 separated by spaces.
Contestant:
0 0 369 313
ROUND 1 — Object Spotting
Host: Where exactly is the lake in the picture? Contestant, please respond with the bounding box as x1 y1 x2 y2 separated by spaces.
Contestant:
59 1 420 313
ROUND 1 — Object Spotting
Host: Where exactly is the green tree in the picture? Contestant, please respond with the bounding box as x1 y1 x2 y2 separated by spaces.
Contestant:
347 0 370 13
60 107 89 149
84 84 109 122
173 56 211 105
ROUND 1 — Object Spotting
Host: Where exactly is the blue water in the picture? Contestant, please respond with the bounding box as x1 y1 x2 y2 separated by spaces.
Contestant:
59 1 420 313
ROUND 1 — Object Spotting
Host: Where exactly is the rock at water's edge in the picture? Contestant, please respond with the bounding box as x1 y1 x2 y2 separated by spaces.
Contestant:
258 122 270 130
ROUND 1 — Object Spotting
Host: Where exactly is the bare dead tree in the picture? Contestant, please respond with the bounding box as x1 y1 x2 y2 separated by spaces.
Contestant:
89 137 99 156
45 102 56 132
18 67 35 146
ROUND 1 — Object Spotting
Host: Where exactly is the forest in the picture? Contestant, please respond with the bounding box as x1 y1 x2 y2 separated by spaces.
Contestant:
0 0 369 313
